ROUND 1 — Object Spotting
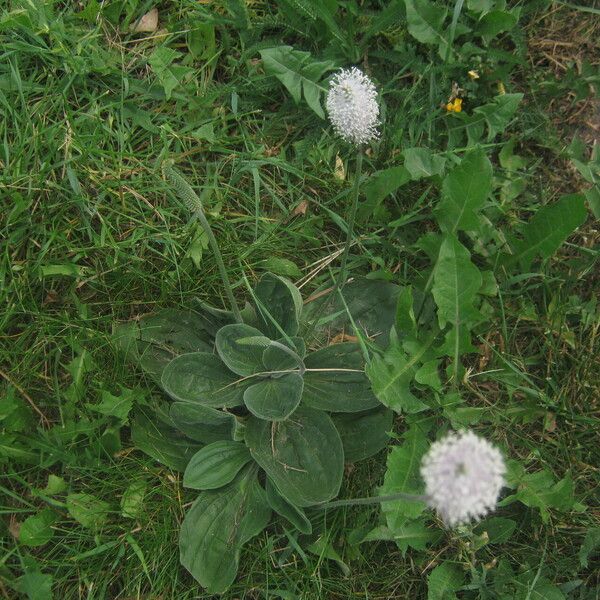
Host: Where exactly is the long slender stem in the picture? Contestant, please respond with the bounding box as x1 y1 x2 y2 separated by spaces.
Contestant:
317 492 428 511
336 150 363 290
162 161 243 323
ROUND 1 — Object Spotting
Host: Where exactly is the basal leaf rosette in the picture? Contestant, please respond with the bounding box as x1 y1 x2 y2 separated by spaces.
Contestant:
115 273 396 593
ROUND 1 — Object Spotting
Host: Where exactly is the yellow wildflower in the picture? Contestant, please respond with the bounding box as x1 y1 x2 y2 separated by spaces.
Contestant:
468 70 480 80
445 98 463 113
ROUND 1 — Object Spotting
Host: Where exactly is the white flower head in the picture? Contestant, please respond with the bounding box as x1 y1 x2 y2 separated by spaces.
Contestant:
420 430 505 527
326 67 380 145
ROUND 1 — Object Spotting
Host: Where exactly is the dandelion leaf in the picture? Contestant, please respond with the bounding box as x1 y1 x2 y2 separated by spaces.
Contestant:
434 149 493 233
503 193 587 270
260 46 334 118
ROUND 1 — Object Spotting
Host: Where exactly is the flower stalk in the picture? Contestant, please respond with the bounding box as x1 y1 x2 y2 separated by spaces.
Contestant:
336 150 363 289
318 491 428 511
162 161 243 323
326 67 379 290
318 430 506 528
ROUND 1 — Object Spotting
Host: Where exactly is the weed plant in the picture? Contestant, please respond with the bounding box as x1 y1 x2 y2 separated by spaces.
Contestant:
1 1 599 598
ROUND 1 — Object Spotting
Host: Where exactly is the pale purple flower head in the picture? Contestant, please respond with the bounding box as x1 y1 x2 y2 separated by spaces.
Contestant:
420 430 505 527
326 67 380 146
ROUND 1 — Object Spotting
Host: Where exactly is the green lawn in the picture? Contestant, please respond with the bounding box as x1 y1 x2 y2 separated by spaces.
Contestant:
1 1 599 598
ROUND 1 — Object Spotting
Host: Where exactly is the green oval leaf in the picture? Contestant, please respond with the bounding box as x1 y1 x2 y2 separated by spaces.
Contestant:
301 279 400 348
183 441 252 490
113 309 214 382
262 336 306 372
66 493 110 530
179 467 270 594
332 406 393 463
215 324 267 376
19 509 57 547
254 272 303 339
245 406 344 507
161 352 248 407
303 343 380 412
169 402 236 444
131 406 203 471
265 478 312 534
243 373 303 421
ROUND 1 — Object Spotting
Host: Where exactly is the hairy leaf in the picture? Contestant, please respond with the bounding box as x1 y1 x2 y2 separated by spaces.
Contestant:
265 477 312 534
303 343 380 412
179 467 270 594
262 336 306 371
113 309 213 381
184 441 252 490
131 407 202 471
244 373 304 421
162 352 248 407
245 406 343 507
302 278 400 347
332 406 393 462
169 402 237 444
254 273 303 339
215 324 267 377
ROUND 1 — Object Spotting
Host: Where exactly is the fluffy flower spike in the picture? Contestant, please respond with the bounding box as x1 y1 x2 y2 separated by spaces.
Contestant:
420 430 505 527
326 67 380 146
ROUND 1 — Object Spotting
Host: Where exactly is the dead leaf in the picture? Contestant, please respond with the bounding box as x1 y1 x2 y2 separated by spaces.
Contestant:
293 200 309 216
330 332 359 344
544 412 557 433
43 289 59 305
8 515 20 539
334 154 345 180
131 8 158 33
